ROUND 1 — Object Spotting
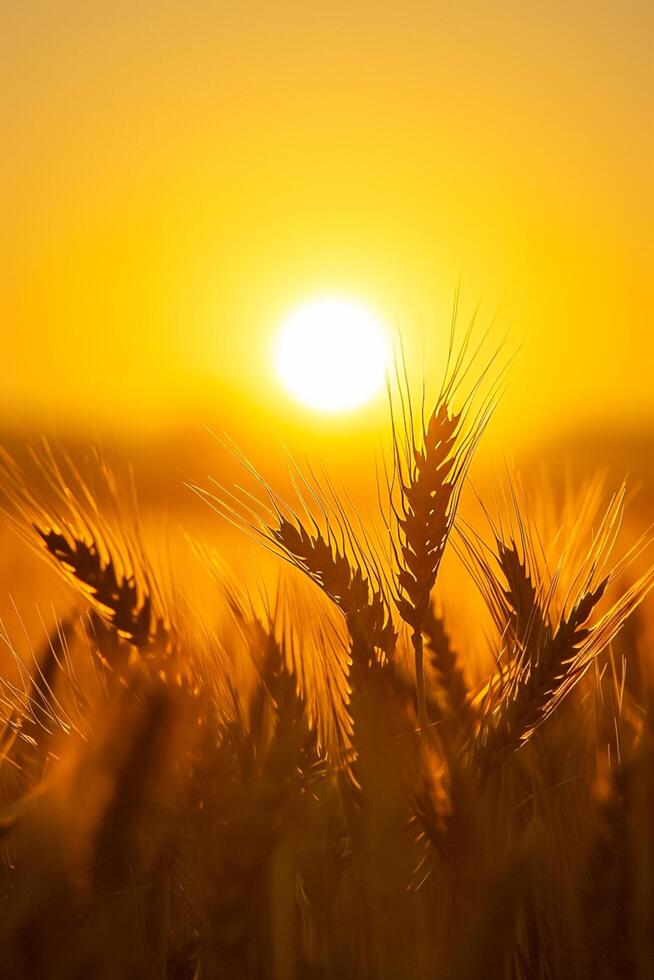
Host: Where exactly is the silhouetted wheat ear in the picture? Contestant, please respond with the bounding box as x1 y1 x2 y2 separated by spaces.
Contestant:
392 334 500 732
272 516 396 668
474 577 608 778
0 444 174 658
395 405 460 628
423 602 474 732
394 403 466 730
496 540 548 652
469 481 654 779
36 524 171 655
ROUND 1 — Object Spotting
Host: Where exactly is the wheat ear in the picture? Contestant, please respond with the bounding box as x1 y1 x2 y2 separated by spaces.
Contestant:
191 452 396 671
390 315 503 728
35 525 171 653
0 445 172 655
423 601 475 734
464 481 654 778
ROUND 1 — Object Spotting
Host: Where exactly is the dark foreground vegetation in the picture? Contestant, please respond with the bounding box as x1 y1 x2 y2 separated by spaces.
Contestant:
0 344 652 980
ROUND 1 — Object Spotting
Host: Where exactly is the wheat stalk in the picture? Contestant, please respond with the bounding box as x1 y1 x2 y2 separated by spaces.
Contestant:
390 316 504 729
463 479 654 778
0 445 173 657
35 524 171 653
271 515 395 667
190 449 396 673
423 601 475 734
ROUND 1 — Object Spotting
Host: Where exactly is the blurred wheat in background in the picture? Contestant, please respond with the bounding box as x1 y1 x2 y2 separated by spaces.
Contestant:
0 334 652 980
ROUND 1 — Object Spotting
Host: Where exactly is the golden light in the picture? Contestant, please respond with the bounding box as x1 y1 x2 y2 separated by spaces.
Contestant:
274 297 391 413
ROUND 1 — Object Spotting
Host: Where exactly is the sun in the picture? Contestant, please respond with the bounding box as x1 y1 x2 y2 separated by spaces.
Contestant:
274 297 391 413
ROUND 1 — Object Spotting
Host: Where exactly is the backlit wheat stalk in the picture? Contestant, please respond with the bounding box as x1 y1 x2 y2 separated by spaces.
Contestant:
389 313 504 728
0 445 173 656
190 455 395 672
461 480 654 778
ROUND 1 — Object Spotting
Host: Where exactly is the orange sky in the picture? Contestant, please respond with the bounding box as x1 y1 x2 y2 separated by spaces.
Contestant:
1 1 652 454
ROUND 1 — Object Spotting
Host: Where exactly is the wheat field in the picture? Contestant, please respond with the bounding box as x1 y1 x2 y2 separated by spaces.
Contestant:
0 344 652 980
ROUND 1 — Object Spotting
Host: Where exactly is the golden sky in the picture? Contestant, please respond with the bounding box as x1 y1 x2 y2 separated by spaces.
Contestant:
1 1 652 452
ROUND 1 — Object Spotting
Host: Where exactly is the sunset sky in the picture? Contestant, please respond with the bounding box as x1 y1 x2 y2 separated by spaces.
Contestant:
2 1 652 454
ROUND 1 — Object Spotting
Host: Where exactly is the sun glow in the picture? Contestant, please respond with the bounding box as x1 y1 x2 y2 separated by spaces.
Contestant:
274 297 391 413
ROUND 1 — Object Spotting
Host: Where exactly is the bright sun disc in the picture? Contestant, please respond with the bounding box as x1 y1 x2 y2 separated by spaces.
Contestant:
275 297 390 413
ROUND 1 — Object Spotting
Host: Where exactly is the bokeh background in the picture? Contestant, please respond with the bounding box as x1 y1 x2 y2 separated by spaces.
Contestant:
3 2 653 436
